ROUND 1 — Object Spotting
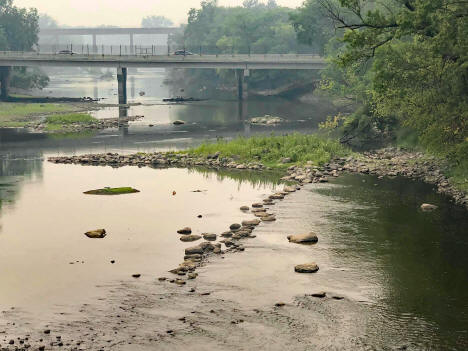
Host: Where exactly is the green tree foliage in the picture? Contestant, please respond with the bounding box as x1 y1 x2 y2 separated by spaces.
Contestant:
293 0 468 162
0 0 39 51
141 15 174 28
172 1 320 97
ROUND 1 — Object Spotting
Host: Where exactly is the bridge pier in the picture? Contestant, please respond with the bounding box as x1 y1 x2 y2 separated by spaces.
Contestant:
117 67 128 105
0 66 11 100
236 69 249 100
92 34 97 53
130 34 134 54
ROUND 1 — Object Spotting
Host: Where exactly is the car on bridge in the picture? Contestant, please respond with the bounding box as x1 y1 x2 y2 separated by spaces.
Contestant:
56 50 76 55
173 50 193 56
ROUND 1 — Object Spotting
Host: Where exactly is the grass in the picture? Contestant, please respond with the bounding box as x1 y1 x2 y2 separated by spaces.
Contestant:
188 134 350 168
83 187 140 195
0 102 83 128
44 113 98 131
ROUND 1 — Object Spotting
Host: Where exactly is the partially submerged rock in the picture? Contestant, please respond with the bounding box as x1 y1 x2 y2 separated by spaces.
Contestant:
203 233 217 241
421 203 438 211
240 206 250 211
84 187 140 195
250 115 284 125
230 223 241 230
287 232 318 244
84 229 106 238
242 219 261 226
177 227 192 234
173 120 185 125
180 234 202 242
295 263 319 273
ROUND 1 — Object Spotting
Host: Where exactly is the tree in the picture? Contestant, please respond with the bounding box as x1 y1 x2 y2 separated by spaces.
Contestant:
38 13 58 29
292 0 468 159
141 15 174 28
243 0 259 8
0 0 39 51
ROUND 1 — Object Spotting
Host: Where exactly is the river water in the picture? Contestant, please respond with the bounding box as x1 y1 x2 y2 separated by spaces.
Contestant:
0 70 467 350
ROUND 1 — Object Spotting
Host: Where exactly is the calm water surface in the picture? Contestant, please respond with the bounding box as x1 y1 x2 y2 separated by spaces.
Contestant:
0 70 467 349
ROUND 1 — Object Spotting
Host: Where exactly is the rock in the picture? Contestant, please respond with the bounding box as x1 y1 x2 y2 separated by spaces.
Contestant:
242 219 261 226
84 229 106 238
283 186 296 192
311 292 326 298
294 263 319 273
221 231 233 237
261 215 276 222
275 302 286 307
173 120 185 125
202 233 217 241
180 234 202 242
230 223 241 230
240 206 250 211
185 245 204 255
175 279 186 286
421 203 438 211
252 203 263 208
132 274 141 278
158 277 167 281
177 227 192 234
281 157 291 164
44 330 51 334
188 272 198 279
287 232 318 244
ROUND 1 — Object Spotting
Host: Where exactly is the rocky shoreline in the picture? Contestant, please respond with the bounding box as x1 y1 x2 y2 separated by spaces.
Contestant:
25 115 144 134
48 147 467 209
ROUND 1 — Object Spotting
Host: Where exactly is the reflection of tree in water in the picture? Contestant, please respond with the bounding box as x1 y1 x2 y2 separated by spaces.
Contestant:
313 173 468 345
0 151 43 213
187 166 284 189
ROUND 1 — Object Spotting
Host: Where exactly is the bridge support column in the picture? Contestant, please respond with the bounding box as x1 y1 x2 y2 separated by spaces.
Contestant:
236 69 249 100
130 34 134 54
117 67 127 105
0 66 11 100
92 34 97 53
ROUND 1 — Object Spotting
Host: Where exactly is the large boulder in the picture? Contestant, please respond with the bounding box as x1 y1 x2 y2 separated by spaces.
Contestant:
202 233 217 241
287 232 318 244
294 263 319 273
84 229 106 238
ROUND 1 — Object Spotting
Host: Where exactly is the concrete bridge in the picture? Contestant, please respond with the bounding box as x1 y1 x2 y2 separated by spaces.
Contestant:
39 27 181 53
0 52 326 102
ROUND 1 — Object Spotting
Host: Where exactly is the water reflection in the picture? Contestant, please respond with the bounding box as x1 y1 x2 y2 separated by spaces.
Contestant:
314 174 468 348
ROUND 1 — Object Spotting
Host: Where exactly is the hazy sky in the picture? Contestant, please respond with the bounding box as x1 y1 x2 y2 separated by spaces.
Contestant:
15 0 304 27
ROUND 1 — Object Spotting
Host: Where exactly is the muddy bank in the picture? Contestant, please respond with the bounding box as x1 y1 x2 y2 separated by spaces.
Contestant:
48 147 467 209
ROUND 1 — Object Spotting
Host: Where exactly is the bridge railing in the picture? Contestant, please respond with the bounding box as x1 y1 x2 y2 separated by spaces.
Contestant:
25 44 322 57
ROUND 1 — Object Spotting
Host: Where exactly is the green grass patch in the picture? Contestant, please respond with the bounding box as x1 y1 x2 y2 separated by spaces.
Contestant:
84 187 140 195
188 134 350 168
44 113 98 131
0 102 73 118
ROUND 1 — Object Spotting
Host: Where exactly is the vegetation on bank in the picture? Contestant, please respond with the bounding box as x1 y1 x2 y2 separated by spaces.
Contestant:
291 0 467 194
84 187 140 195
44 113 98 131
0 103 92 128
188 134 350 168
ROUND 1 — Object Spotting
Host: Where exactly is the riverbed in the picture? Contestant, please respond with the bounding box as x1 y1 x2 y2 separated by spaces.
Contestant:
0 70 467 350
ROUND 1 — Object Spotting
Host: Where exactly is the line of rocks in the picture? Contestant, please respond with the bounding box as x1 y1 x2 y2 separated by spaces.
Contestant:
26 115 144 133
157 183 316 288
282 147 467 209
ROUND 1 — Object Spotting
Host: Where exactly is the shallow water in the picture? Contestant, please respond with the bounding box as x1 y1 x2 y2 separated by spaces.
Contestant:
1 70 467 349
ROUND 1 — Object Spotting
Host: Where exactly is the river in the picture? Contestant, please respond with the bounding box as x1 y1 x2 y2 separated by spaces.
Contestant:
0 69 467 350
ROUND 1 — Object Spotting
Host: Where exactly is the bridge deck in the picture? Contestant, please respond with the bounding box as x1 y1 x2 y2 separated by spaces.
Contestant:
0 52 326 70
